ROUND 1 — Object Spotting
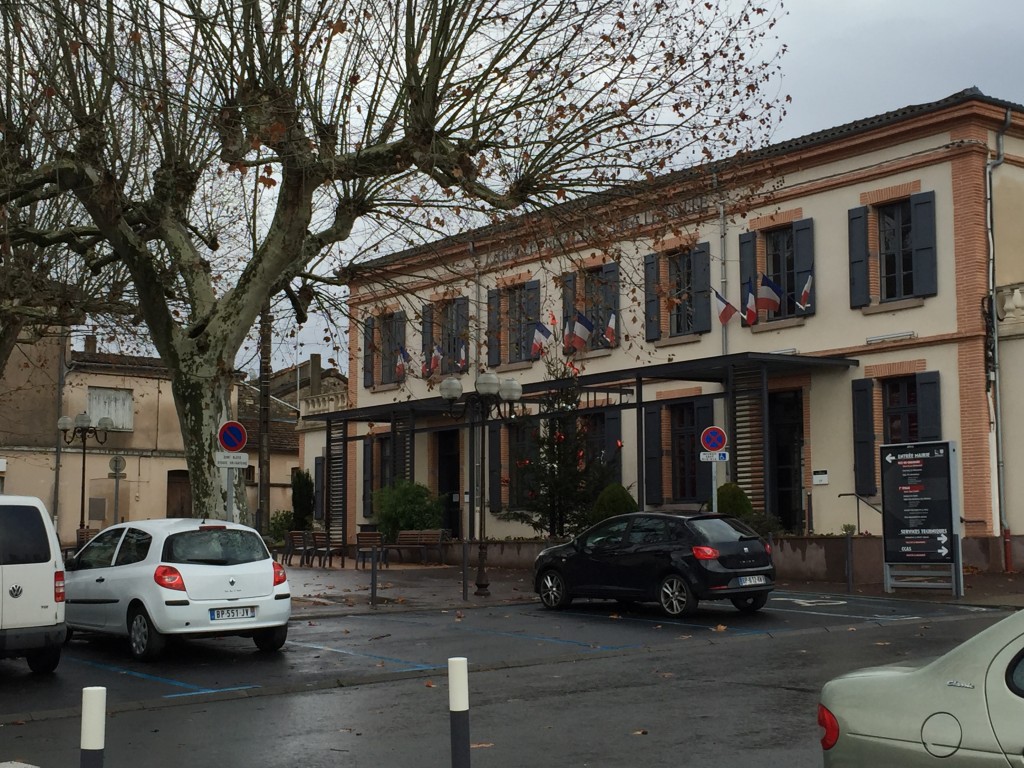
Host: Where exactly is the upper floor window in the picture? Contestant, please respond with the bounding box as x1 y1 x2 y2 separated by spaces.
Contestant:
88 387 134 431
565 263 619 351
421 298 468 378
487 281 540 367
739 218 814 325
645 245 710 340
849 191 936 308
362 310 407 389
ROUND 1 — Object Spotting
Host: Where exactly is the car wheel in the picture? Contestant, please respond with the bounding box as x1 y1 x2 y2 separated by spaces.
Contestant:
538 569 572 610
731 593 769 613
659 574 697 617
128 606 166 661
253 624 288 652
26 647 61 674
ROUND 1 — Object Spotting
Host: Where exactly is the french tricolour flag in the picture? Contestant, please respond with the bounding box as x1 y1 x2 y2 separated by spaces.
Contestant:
756 274 784 312
396 346 411 378
603 311 617 345
713 289 738 325
458 341 467 369
744 278 758 325
431 344 442 373
798 274 813 310
569 311 594 351
532 321 552 357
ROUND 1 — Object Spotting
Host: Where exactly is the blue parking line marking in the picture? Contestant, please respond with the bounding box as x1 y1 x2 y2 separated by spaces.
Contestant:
68 656 259 697
287 640 441 671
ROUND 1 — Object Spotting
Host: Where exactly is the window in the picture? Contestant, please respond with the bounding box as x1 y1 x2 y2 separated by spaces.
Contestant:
487 282 540 367
627 516 670 545
565 264 619 351
508 421 540 509
739 219 814 325
76 528 124 570
643 397 712 506
88 387 134 431
851 372 941 497
578 517 628 549
849 191 936 308
362 311 407 388
878 200 914 301
645 245 710 340
422 298 467 378
670 404 700 501
0 504 49 564
114 528 152 566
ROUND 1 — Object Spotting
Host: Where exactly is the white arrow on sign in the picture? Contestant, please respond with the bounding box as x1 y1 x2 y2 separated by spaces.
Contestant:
885 453 896 464
937 533 948 544
937 546 949 557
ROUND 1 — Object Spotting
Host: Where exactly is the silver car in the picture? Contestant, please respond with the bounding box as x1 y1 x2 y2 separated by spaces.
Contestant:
819 609 1024 765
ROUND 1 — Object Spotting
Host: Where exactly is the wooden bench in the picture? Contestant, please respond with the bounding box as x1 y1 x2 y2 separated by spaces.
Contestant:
385 529 448 564
355 532 388 569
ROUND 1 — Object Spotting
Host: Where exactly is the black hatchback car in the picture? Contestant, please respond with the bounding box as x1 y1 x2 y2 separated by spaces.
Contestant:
533 512 774 616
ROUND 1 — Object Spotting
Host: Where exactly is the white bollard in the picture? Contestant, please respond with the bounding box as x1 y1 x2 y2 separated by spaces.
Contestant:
448 657 470 768
80 686 106 768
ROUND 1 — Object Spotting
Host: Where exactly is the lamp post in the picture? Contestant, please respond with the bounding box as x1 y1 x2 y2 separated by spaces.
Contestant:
58 413 113 529
441 371 522 596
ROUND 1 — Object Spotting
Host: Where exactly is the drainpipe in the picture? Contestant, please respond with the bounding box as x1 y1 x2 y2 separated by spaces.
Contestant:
987 107 1012 571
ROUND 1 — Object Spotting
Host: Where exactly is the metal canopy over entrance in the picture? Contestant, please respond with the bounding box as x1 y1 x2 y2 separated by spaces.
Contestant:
310 352 858 549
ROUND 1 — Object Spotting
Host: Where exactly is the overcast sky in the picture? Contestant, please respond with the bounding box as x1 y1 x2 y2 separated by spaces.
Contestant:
773 0 1024 140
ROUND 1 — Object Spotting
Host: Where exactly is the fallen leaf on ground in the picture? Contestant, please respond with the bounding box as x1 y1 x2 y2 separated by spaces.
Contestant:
425 680 435 688
874 642 890 646
307 621 318 626
470 743 494 749
676 635 692 640
609 613 621 620
711 624 727 632
632 729 649 735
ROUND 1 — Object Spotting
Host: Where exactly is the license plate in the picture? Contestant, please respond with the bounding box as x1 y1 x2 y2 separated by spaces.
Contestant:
210 606 256 621
738 575 767 586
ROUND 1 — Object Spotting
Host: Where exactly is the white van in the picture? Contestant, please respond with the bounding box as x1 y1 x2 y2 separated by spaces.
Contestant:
0 496 66 673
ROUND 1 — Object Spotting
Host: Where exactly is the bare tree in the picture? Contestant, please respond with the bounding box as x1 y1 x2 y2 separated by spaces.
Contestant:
0 0 787 518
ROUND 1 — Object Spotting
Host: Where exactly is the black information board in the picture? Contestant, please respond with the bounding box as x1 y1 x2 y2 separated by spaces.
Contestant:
880 442 955 564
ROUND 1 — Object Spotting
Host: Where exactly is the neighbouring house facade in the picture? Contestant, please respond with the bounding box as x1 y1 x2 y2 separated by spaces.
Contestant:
311 89 1024 571
0 334 312 546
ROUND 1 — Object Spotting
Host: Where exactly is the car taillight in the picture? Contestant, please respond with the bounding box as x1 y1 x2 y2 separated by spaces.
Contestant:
154 565 186 591
764 542 772 556
818 703 840 750
692 545 720 560
54 570 65 603
273 561 287 586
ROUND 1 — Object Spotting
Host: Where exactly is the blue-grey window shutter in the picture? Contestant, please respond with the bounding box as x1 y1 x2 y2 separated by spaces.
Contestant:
644 405 663 505
604 409 622 484
455 297 470 372
421 304 434 376
793 218 816 317
852 379 877 496
916 371 941 441
394 311 407 381
739 232 757 326
487 289 501 368
362 438 374 518
562 272 577 354
488 422 502 514
362 316 375 389
643 253 660 341
695 397 714 501
600 262 620 347
526 280 542 359
910 191 937 298
848 207 870 308
691 242 712 334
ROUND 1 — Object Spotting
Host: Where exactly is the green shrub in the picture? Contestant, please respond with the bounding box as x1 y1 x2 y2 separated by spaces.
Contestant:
373 480 443 542
584 482 638 529
269 509 293 543
713 482 776 536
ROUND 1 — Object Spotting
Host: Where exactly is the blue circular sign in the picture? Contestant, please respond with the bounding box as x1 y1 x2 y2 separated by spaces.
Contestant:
700 426 728 452
218 421 248 452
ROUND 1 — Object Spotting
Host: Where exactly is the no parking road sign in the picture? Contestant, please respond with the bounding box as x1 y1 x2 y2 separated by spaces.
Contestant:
218 421 248 452
700 426 728 452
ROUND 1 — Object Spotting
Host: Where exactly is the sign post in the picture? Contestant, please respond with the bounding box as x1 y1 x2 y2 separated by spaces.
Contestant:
108 456 126 523
700 426 729 514
217 421 248 523
879 441 962 596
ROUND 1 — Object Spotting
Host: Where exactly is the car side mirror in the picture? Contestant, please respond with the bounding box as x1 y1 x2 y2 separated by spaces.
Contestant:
64 554 78 571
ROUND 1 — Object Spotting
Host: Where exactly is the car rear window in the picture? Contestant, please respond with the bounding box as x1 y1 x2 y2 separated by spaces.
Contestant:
0 505 51 565
162 529 269 566
686 516 760 545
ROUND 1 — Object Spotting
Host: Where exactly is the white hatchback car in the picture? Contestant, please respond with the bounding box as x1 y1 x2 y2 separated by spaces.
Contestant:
65 519 290 660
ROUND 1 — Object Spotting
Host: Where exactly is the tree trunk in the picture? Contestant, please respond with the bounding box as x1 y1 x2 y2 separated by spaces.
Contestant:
170 361 242 521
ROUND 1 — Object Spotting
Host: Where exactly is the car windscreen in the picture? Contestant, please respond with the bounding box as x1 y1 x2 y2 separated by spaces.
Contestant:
0 505 51 565
162 529 269 566
686 517 760 545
